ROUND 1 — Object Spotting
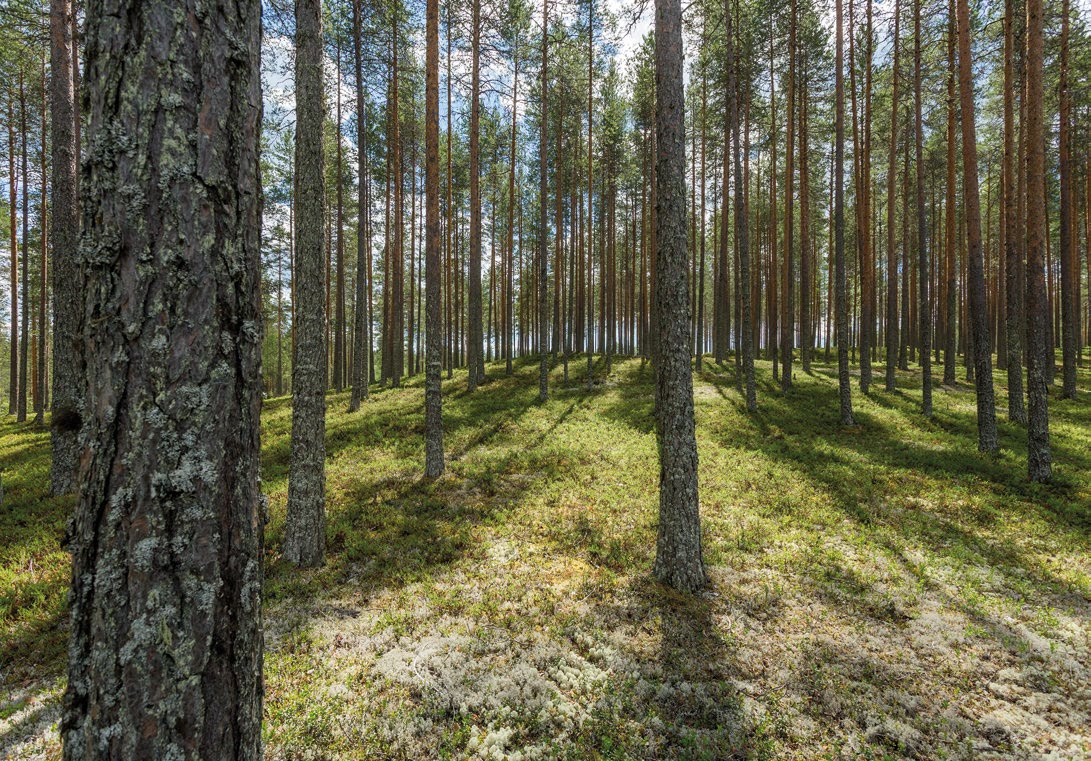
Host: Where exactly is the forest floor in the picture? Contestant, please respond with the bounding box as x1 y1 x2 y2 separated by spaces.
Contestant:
1 355 1089 760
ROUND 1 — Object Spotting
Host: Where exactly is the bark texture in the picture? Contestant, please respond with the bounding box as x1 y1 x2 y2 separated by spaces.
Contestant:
350 0 369 412
835 0 855 425
50 0 81 493
725 0 755 412
61 0 264 756
1025 0 1051 481
914 0 931 417
653 0 706 593
955 0 998 452
285 0 328 565
424 0 445 477
538 0 550 403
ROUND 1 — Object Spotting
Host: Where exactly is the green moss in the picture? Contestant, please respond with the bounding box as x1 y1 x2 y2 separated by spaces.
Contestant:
3 354 1089 758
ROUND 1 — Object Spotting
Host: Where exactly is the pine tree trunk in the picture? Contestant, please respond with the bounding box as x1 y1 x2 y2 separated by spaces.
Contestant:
835 0 855 425
885 0 900 392
653 0 706 593
944 6 957 387
1024 0 1051 481
334 29 346 392
17 72 28 423
781 0 796 391
285 0 328 567
1057 0 1076 399
725 0 755 411
914 0 932 417
539 0 550 401
955 0 998 452
7 97 15 418
468 0 484 391
61 0 264 754
350 0 370 411
425 0 445 477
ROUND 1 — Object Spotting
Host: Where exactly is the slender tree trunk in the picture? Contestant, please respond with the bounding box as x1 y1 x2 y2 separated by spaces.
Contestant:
507 34 518 377
392 16 405 387
653 0 706 593
835 0 855 424
468 0 484 390
17 72 28 423
1024 0 1051 481
885 0 900 392
61 0 264 754
781 0 796 391
539 0 550 401
35 55 47 426
726 0 755 411
425 0 444 476
586 0 594 392
350 0 370 411
446 12 454 379
955 0 998 452
944 6 957 386
334 26 346 391
7 96 16 417
285 0 328 567
1057 0 1076 399
914 0 931 416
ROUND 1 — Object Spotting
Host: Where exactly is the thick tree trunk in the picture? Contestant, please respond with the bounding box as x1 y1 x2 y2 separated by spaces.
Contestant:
653 0 706 593
61 0 264 756
1025 0 1051 481
955 0 998 452
285 0 328 566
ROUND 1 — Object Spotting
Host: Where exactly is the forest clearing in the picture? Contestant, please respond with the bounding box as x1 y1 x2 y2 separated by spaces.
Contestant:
1 0 1090 754
3 358 1089 759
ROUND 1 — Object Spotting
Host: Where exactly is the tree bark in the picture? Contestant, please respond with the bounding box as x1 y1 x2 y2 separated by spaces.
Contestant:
914 0 931 417
725 0 755 411
285 0 328 566
835 0 855 425
653 0 706 593
468 0 484 391
17 72 28 423
1057 0 1076 399
955 0 998 452
61 0 264 755
425 0 445 476
885 0 900 392
350 0 370 411
538 0 550 401
7 96 15 418
1024 0 1051 481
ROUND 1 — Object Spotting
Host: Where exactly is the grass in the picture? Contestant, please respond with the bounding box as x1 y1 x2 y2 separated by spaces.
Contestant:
1 354 1089 759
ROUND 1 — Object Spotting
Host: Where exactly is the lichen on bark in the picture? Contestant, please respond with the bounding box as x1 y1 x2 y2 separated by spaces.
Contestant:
62 1 265 758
